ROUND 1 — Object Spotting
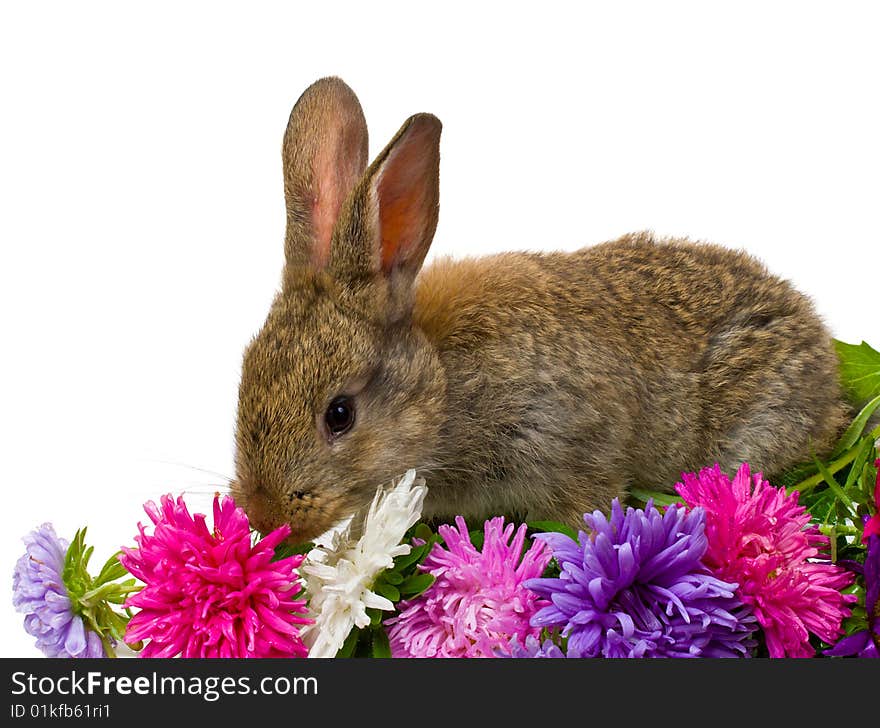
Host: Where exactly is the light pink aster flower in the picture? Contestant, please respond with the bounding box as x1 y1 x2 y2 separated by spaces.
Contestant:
676 463 855 658
121 494 311 658
386 516 551 658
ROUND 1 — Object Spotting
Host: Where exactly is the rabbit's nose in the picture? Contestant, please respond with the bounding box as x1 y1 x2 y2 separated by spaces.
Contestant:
243 484 281 536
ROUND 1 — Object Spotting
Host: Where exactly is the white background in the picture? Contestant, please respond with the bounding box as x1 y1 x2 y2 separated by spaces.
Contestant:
1 1 878 657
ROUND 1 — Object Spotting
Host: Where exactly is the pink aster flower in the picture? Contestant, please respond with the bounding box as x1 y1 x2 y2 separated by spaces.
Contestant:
676 463 855 658
385 516 551 658
120 494 311 658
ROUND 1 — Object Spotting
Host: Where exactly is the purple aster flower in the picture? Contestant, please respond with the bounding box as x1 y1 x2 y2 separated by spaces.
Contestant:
824 528 879 658
499 635 567 658
525 499 757 658
12 524 104 658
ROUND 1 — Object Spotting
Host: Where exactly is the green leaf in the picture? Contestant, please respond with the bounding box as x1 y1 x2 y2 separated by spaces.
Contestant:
803 487 836 518
861 458 879 502
842 435 875 496
103 608 130 642
367 607 383 627
812 454 857 519
64 528 87 576
398 573 435 597
835 339 880 404
540 557 560 579
527 520 578 540
354 627 374 658
383 570 404 585
627 489 685 507
272 540 314 561
373 581 400 603
830 393 880 458
335 627 360 658
94 553 129 586
392 543 427 572
413 523 434 543
468 529 484 551
79 607 101 636
82 544 94 571
56 526 143 657
777 458 821 489
371 628 391 658
787 423 880 495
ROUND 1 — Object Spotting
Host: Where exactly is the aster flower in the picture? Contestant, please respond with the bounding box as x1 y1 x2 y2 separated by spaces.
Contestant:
525 500 757 658
13 525 103 658
300 469 427 658
824 529 879 658
385 516 552 658
676 463 856 658
121 493 310 658
13 524 133 658
500 634 566 658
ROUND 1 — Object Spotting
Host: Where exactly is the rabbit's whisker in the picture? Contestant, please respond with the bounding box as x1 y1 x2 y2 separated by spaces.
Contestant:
179 483 233 495
143 459 234 483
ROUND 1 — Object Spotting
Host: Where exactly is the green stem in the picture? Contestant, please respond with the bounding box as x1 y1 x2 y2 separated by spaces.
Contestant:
100 633 117 658
79 583 141 607
819 523 859 536
789 424 880 494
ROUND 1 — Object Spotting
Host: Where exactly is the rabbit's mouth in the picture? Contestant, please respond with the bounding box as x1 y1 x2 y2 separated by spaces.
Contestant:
232 477 353 545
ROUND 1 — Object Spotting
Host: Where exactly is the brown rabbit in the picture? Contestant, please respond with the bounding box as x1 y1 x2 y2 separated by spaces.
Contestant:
232 76 849 543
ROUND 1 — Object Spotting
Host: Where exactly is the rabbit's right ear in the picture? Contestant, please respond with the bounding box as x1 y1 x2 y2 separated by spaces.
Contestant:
328 113 441 318
282 77 369 270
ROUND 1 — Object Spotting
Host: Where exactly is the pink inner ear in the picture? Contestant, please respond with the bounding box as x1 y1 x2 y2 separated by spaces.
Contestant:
311 120 368 269
377 118 440 274
311 154 338 269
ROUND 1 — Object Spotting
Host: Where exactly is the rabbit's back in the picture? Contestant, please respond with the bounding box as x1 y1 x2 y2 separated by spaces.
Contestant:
413 231 847 520
235 77 849 541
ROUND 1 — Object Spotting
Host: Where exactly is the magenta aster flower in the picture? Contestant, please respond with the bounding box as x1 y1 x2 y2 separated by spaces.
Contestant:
526 500 756 658
385 516 552 658
862 459 880 543
12 524 104 658
676 463 856 658
121 494 311 658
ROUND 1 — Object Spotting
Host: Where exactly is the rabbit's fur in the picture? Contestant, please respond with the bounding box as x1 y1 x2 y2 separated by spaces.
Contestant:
232 77 848 543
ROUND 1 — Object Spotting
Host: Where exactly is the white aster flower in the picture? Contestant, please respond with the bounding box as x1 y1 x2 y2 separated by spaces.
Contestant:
301 469 427 658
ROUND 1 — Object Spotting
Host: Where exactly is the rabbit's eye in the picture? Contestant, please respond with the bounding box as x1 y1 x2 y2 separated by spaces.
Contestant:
325 396 356 437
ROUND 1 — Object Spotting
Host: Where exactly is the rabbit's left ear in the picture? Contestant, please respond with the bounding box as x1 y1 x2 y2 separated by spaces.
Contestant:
331 113 441 289
282 77 369 271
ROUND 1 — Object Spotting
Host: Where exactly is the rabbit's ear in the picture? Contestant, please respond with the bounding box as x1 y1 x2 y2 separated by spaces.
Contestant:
370 114 442 278
331 114 441 293
282 77 369 270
